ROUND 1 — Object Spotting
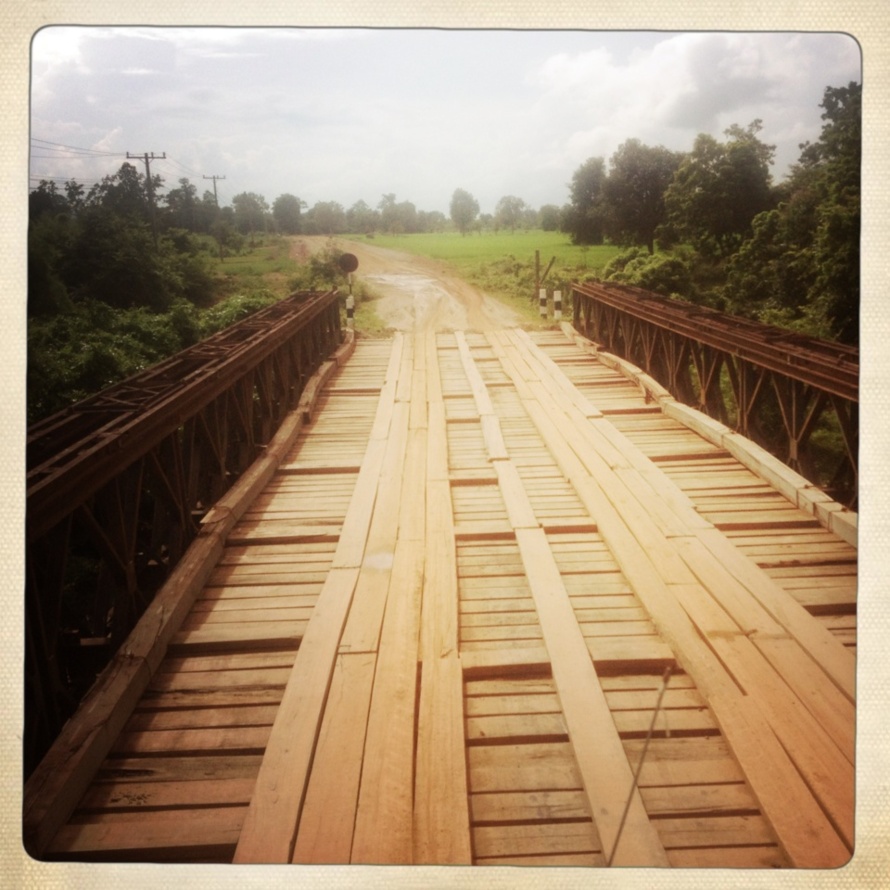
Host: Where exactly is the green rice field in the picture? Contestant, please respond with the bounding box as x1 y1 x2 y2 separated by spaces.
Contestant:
347 230 621 277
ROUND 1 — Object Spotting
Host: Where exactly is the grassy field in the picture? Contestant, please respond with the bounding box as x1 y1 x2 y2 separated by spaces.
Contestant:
350 230 620 277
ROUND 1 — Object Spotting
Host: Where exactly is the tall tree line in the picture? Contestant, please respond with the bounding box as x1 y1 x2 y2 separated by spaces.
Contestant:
561 82 860 344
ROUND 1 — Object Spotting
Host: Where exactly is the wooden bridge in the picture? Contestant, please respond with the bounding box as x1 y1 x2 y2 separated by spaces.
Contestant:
23 290 857 869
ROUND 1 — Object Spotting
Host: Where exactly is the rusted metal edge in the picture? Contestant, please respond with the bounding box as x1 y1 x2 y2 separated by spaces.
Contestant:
560 322 857 547
27 291 340 539
572 282 858 402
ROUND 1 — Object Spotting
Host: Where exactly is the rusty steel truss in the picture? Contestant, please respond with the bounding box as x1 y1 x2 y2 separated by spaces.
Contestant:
572 280 858 503
25 289 342 776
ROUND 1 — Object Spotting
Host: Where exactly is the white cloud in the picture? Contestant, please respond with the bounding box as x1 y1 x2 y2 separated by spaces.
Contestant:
525 32 860 183
29 28 862 212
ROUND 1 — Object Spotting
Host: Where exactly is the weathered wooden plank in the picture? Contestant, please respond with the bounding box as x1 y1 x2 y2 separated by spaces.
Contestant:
477 333 669 867
470 788 591 824
468 742 584 793
667 846 787 868
413 652 473 864
52 807 245 860
473 820 600 858
94 753 263 785
78 777 257 812
492 330 852 856
351 542 424 863
676 536 855 713
125 704 278 732
654 814 778 849
466 691 560 716
706 692 851 867
112 724 272 756
413 332 472 865
170 620 307 653
476 851 602 866
147 665 291 692
338 399 411 655
291 652 377 864
235 337 403 863
461 646 552 679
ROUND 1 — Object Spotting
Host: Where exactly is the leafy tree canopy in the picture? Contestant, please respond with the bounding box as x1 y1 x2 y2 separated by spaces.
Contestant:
231 191 269 234
272 193 306 234
449 188 480 235
663 120 775 257
725 83 861 343
494 195 527 233
564 157 608 245
604 140 682 254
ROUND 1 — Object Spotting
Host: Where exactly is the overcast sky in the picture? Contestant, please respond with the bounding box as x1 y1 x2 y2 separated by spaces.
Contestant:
29 27 861 216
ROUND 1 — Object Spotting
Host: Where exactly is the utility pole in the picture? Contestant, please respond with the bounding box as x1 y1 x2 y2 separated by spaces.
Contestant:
203 174 226 206
204 174 227 261
127 151 165 246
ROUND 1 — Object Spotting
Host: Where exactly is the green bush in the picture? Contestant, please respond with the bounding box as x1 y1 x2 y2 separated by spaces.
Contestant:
602 247 695 300
199 289 280 337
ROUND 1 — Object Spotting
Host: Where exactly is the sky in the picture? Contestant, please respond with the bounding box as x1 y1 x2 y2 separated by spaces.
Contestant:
29 27 862 217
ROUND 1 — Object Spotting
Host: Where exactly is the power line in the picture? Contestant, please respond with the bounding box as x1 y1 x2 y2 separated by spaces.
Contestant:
30 137 124 157
161 155 203 179
30 176 100 182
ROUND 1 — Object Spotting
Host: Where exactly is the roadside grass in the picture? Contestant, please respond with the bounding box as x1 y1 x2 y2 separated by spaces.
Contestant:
208 234 304 298
350 279 396 338
201 229 624 332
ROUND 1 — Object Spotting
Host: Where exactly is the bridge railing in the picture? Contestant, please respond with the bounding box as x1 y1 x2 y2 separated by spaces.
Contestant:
571 280 858 504
25 289 342 776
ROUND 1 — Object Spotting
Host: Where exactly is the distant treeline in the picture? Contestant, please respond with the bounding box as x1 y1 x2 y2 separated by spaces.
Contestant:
27 82 859 422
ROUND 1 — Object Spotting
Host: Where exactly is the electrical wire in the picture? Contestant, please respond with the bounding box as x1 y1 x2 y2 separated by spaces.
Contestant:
30 137 124 157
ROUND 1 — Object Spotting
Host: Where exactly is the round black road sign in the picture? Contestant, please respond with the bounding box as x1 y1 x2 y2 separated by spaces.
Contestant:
339 252 359 273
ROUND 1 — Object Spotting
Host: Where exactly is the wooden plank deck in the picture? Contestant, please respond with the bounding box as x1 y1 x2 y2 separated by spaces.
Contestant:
34 327 856 868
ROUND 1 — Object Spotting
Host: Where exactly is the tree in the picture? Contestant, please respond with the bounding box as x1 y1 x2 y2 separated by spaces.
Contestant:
664 122 775 257
304 201 346 235
494 196 526 233
449 188 479 235
724 84 861 343
347 199 378 234
272 193 306 234
231 192 269 236
198 190 222 233
539 205 561 231
564 157 608 244
87 163 151 222
378 193 399 233
29 180 68 220
605 140 682 254
163 178 200 231
418 209 447 232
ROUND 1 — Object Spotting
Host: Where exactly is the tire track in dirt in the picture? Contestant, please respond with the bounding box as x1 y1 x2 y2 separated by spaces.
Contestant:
290 236 521 333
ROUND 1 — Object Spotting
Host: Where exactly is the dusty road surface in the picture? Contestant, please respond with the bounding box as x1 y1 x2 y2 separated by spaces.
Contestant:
290 236 521 332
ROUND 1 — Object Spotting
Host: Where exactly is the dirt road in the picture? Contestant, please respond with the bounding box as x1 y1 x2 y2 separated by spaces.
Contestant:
290 236 521 333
